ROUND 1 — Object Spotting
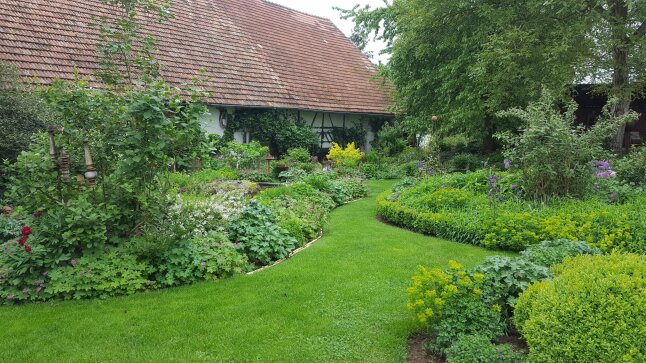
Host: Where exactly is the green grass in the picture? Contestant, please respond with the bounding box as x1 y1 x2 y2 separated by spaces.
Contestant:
0 180 507 362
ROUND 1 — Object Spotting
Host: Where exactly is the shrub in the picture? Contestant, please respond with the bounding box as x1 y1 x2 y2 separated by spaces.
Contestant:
326 142 365 168
445 334 526 363
221 141 268 170
284 147 312 163
496 90 632 200
330 125 367 150
168 168 238 193
515 254 646 362
327 180 352 205
302 171 333 191
519 239 601 267
378 172 646 253
156 231 248 287
450 153 482 172
475 256 550 319
46 250 154 300
439 134 474 153
482 213 542 251
614 146 646 186
333 177 368 200
279 217 307 245
372 122 407 157
0 215 21 241
0 61 55 163
228 201 297 266
257 183 333 242
407 261 504 355
413 188 468 212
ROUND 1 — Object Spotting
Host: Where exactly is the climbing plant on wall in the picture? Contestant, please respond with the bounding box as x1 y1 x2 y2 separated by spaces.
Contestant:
225 109 318 157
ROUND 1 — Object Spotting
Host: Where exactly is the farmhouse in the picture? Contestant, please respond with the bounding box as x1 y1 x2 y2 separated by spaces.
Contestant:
0 0 394 152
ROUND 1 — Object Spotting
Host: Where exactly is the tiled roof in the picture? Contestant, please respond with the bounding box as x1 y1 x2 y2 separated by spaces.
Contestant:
0 0 394 115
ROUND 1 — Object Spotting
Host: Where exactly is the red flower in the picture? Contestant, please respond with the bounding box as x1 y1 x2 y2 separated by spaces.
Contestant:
24 245 32 252
18 237 27 246
33 210 43 218
21 226 32 236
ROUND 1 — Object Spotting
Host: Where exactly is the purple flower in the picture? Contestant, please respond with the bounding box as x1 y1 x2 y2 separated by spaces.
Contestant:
511 184 517 190
6 293 14 301
595 170 616 179
609 192 619 202
41 271 48 277
34 279 42 286
35 286 42 294
488 175 498 185
201 262 207 267
503 159 511 170
22 288 29 295
69 259 77 267
594 161 611 170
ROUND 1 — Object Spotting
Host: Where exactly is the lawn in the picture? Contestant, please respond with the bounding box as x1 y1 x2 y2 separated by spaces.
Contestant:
0 180 506 362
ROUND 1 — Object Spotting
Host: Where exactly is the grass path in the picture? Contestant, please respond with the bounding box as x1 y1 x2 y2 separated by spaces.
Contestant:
0 180 505 362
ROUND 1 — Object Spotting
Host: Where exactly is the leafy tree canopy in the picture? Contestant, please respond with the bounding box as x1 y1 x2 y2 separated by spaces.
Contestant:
340 0 646 150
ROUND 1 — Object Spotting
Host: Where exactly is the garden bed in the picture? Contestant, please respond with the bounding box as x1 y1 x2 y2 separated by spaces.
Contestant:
377 171 646 254
1 167 368 304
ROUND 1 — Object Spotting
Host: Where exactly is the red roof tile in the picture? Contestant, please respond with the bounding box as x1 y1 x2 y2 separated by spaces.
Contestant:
0 0 394 115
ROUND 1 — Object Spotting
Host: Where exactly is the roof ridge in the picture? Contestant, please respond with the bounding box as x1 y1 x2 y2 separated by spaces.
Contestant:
263 0 333 23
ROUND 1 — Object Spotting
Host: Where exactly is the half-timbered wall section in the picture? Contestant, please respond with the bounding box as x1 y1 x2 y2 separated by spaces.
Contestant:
200 106 389 152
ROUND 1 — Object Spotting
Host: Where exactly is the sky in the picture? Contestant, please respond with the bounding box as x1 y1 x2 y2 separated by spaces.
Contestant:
268 0 389 63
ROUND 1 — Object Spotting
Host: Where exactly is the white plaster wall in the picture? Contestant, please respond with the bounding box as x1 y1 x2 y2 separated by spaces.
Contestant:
200 106 225 136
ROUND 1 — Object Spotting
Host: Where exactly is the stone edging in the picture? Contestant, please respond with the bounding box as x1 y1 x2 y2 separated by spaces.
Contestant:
246 197 363 275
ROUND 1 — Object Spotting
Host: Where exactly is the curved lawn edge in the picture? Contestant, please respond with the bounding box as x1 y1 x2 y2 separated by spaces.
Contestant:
376 188 485 247
249 198 364 275
0 180 508 363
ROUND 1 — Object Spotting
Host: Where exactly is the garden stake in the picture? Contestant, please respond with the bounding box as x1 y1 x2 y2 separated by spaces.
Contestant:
83 143 98 187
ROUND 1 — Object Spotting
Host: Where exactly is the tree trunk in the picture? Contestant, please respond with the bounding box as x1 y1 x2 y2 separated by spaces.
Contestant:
609 0 631 152
481 116 495 153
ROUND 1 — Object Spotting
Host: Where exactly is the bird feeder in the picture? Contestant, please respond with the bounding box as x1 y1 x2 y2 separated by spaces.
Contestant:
263 153 276 175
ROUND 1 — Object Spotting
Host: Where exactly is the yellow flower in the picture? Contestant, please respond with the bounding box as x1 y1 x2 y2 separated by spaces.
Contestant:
447 260 464 270
472 273 484 283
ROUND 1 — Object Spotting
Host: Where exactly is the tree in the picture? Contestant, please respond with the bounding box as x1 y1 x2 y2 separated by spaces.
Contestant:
92 0 172 87
340 0 645 150
0 62 55 162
